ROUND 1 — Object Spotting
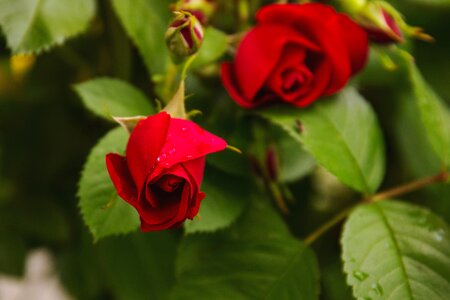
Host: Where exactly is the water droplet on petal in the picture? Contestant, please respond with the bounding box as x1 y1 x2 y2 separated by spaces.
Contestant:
181 127 187 132
186 155 193 159
353 271 368 282
169 148 176 155
164 162 170 167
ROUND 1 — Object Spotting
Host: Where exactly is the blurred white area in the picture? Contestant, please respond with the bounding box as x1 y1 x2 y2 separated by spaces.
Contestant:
0 249 73 300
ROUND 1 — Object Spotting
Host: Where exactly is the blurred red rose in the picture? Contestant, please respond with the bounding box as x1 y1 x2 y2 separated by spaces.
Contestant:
105 112 226 231
221 3 368 108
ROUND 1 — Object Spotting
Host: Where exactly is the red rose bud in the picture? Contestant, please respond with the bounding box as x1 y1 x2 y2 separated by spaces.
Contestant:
356 2 403 44
221 3 368 108
105 112 226 231
172 0 216 24
165 11 204 59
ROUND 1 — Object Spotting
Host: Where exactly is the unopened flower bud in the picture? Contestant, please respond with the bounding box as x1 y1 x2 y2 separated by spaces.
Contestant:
356 2 403 44
165 11 204 60
172 0 216 24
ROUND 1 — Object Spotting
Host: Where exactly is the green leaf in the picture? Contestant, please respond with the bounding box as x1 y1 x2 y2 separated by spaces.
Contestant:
191 27 228 69
184 166 251 234
97 232 178 300
394 92 450 222
273 125 315 183
258 88 385 194
171 198 320 300
78 127 139 241
0 0 95 54
406 60 450 167
111 0 172 77
342 200 450 299
74 77 154 120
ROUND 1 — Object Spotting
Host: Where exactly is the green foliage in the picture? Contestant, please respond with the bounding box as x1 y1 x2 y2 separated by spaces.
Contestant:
0 0 95 53
258 88 385 194
406 60 450 167
184 166 251 234
394 93 450 221
342 200 450 299
273 126 316 182
170 198 320 300
78 127 139 241
1 0 450 299
191 27 228 69
74 77 154 120
97 232 178 300
111 0 172 79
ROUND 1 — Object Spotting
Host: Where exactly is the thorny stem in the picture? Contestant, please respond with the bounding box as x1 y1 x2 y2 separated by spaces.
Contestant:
304 170 449 245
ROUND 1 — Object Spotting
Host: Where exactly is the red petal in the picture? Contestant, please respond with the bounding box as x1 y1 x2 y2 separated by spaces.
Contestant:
139 164 193 231
151 117 226 173
335 15 369 76
256 3 336 23
105 153 138 206
295 62 333 107
221 63 258 108
126 112 170 192
232 24 320 102
256 3 352 96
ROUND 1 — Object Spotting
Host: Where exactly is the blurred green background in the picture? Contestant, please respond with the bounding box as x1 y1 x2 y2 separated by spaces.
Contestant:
0 0 449 299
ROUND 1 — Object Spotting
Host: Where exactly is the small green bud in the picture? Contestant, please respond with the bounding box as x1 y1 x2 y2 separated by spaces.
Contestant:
165 11 204 60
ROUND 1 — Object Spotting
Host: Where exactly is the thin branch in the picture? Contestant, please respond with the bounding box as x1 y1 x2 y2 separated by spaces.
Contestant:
304 206 355 245
366 171 449 202
304 170 449 245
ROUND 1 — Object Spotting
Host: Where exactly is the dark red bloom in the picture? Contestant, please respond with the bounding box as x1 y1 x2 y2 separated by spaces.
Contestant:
221 3 368 108
105 112 226 231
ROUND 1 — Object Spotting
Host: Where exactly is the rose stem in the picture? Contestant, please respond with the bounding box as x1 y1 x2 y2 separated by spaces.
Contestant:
304 170 449 246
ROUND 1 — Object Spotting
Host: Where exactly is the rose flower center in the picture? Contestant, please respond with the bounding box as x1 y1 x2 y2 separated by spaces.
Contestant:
156 174 184 192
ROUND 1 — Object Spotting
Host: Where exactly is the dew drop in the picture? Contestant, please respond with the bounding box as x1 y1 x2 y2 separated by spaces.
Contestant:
371 282 383 296
186 155 193 159
169 148 176 155
353 271 368 282
164 162 170 167
156 157 161 163
181 127 187 132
